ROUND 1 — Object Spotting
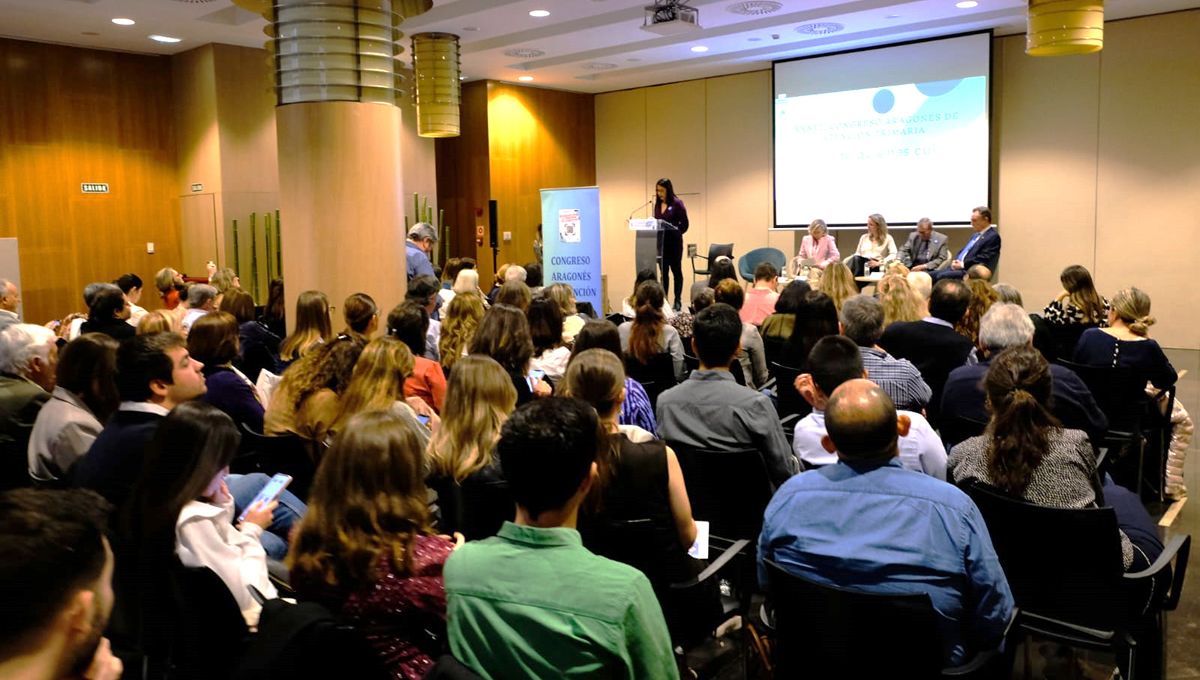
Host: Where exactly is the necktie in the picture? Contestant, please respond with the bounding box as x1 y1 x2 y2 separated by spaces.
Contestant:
957 233 981 261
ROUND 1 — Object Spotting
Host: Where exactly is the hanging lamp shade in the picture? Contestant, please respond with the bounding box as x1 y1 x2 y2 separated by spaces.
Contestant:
1026 0 1104 56
411 32 462 138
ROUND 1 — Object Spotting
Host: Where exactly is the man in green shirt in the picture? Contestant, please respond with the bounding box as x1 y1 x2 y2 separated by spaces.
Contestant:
444 397 679 679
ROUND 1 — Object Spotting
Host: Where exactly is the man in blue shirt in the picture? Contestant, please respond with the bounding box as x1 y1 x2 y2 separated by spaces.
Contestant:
759 379 1014 667
405 223 438 282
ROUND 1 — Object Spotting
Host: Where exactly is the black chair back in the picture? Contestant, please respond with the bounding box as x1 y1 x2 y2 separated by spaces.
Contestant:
769 361 810 419
1056 360 1147 435
428 472 513 541
728 357 746 386
234 599 388 680
764 561 943 677
168 562 249 679
624 351 677 409
1047 322 1095 362
940 414 988 451
671 444 773 540
236 423 322 501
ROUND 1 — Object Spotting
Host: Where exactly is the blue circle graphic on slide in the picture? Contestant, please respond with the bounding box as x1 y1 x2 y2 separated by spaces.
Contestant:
915 79 963 97
872 89 895 114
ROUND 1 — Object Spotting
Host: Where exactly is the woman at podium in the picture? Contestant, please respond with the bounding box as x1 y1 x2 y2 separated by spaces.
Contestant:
655 178 689 312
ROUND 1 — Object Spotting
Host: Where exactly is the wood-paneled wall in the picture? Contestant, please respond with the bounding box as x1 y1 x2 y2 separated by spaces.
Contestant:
0 39 180 324
435 81 490 272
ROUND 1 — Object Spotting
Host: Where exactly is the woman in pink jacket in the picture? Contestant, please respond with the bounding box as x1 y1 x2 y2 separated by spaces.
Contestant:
794 219 840 273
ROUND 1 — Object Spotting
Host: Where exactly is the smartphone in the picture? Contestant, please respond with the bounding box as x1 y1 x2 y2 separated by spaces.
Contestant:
417 414 432 427
688 520 710 560
237 473 292 523
526 368 546 391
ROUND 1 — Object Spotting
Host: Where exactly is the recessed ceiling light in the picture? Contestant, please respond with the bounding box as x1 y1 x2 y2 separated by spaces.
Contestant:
518 75 534 82
111 18 135 26
149 34 182 43
726 1 782 16
528 9 550 18
795 22 844 35
955 1 978 7
690 45 709 53
504 47 545 58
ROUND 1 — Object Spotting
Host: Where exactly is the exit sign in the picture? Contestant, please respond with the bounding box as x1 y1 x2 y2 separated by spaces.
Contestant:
81 183 109 194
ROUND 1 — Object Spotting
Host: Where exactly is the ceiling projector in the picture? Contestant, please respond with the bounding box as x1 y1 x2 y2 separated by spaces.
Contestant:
641 0 701 35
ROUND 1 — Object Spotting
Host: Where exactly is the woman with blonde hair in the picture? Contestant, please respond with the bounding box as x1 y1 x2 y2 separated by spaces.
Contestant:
876 274 923 327
289 410 455 679
330 335 433 443
544 282 586 343
438 293 485 373
136 309 180 335
1045 265 1109 327
846 213 897 276
956 278 998 345
279 290 333 365
426 354 517 539
794 218 840 273
264 337 364 442
819 261 858 312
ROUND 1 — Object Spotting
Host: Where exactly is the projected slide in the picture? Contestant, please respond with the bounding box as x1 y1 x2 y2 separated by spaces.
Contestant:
773 33 991 228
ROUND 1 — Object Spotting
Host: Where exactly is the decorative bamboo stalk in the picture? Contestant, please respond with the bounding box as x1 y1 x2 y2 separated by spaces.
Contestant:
264 213 274 283
250 212 259 301
232 219 240 277
275 210 282 280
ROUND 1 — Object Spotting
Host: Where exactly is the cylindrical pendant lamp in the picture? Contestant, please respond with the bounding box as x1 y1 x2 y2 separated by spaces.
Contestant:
411 32 462 138
1026 0 1104 56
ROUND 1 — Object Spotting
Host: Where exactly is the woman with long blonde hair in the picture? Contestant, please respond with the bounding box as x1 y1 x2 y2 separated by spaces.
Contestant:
438 292 485 372
279 290 332 364
331 336 433 441
819 261 858 312
846 213 897 276
876 274 923 327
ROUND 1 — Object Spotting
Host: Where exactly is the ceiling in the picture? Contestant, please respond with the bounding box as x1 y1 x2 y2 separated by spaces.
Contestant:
2 0 1198 94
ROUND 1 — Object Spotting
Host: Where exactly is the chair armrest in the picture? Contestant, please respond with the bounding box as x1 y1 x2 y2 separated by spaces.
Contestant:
942 607 1019 676
1018 610 1116 645
670 538 750 590
1124 533 1190 610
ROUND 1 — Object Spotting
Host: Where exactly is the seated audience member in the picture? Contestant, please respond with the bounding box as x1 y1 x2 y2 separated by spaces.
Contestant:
931 206 1001 282
278 290 332 366
426 355 517 540
180 284 218 334
504 264 527 284
221 288 280 384
438 257 470 306
657 303 797 488
136 310 178 336
623 268 674 320
469 304 549 406
155 267 186 311
942 304 1107 448
406 223 438 282
115 273 148 326
713 280 769 388
60 283 107 341
619 281 686 383
339 292 379 343
993 282 1056 360
1043 264 1109 347
28 335 118 484
0 489 122 680
742 262 781 326
879 279 974 424
839 295 931 412
846 213 897 277
406 276 442 358
289 411 455 679
793 336 945 477
570 321 656 435
949 347 1160 573
0 325 58 483
775 289 839 375
544 283 586 344
80 284 134 341
208 268 239 305
1074 287 1177 389
485 264 510 305
438 292 485 373
667 281 710 344
445 398 678 679
74 333 205 506
494 280 532 313
263 336 364 442
388 302 447 413
261 278 287 339
452 268 484 301
331 336 433 441
0 278 20 331
956 278 998 346
527 297 572 382
898 217 950 272
129 402 279 626
189 311 265 433
759 379 1014 666
759 281 810 364
706 257 737 290
818 261 858 312
876 274 923 326
907 270 933 311
793 218 840 272
524 262 544 298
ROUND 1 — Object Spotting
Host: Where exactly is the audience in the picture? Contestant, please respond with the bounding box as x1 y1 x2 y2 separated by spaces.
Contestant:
906 270 933 315
388 302 447 413
28 334 119 484
261 278 287 339
1074 287 1177 389
819 261 858 312
527 297 571 382
0 278 21 330
781 289 839 371
667 281 710 344
278 290 332 365
438 292 485 373
469 304 549 406
759 378 1014 667
189 311 265 433
956 278 998 346
332 336 433 442
180 284 218 334
452 268 484 300
136 309 178 335
524 262 544 298
0 324 58 487
879 278 975 424
439 257 474 306
115 273 148 326
0 489 122 680
154 267 185 311
1043 265 1110 344
706 257 737 290
742 262 780 326
941 303 1108 448
657 303 797 488
340 292 379 343
839 295 932 411
570 320 657 435
221 288 281 383
406 275 442 358
504 265 527 284
264 336 364 442
791 336 946 477
713 280 770 388
80 284 134 340
619 281 686 383
494 279 532 313
876 273 923 326
758 281 810 365
544 282 586 344
444 398 678 679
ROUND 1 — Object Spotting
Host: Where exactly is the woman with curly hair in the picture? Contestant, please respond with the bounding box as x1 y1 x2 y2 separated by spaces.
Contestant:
438 292 485 374
289 410 456 679
876 274 923 328
955 278 998 346
818 261 858 313
264 336 364 442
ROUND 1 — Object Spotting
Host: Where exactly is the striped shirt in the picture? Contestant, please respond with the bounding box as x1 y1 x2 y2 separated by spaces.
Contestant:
859 346 932 411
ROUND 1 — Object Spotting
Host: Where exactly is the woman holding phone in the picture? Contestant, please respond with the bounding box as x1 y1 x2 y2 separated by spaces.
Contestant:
654 178 689 312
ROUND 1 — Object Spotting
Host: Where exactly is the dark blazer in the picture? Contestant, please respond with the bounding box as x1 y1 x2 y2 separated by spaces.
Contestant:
941 360 1109 449
0 375 49 490
960 227 1001 271
202 366 265 433
80 318 136 340
898 230 950 270
238 320 282 384
74 410 163 507
879 320 973 425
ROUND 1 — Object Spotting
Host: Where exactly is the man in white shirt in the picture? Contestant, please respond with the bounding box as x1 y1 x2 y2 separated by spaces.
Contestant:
793 335 946 479
180 284 218 334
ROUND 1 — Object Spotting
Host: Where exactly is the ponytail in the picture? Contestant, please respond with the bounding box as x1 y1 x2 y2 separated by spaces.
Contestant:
628 281 666 364
983 347 1060 496
1128 315 1155 337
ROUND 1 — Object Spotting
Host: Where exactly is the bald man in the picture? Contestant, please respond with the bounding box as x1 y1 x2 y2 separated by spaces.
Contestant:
759 380 1014 668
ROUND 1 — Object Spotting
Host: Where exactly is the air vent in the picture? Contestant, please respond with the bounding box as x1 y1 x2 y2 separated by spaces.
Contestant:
726 1 781 16
504 47 545 58
795 22 844 35
583 62 617 70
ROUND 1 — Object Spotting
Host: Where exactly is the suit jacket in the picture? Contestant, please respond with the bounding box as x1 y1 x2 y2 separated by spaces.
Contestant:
0 374 49 490
879 320 973 425
74 410 164 506
959 227 1001 271
898 231 950 270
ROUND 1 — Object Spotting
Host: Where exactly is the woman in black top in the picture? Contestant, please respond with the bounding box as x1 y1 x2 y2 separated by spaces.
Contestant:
654 178 689 312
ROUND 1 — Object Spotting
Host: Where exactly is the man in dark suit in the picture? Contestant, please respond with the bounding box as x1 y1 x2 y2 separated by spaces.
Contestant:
931 206 1001 281
74 333 206 506
0 324 57 490
898 218 951 272
941 303 1108 449
879 279 974 425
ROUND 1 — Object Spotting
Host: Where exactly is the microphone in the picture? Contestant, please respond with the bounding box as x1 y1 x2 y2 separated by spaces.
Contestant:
627 198 653 220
